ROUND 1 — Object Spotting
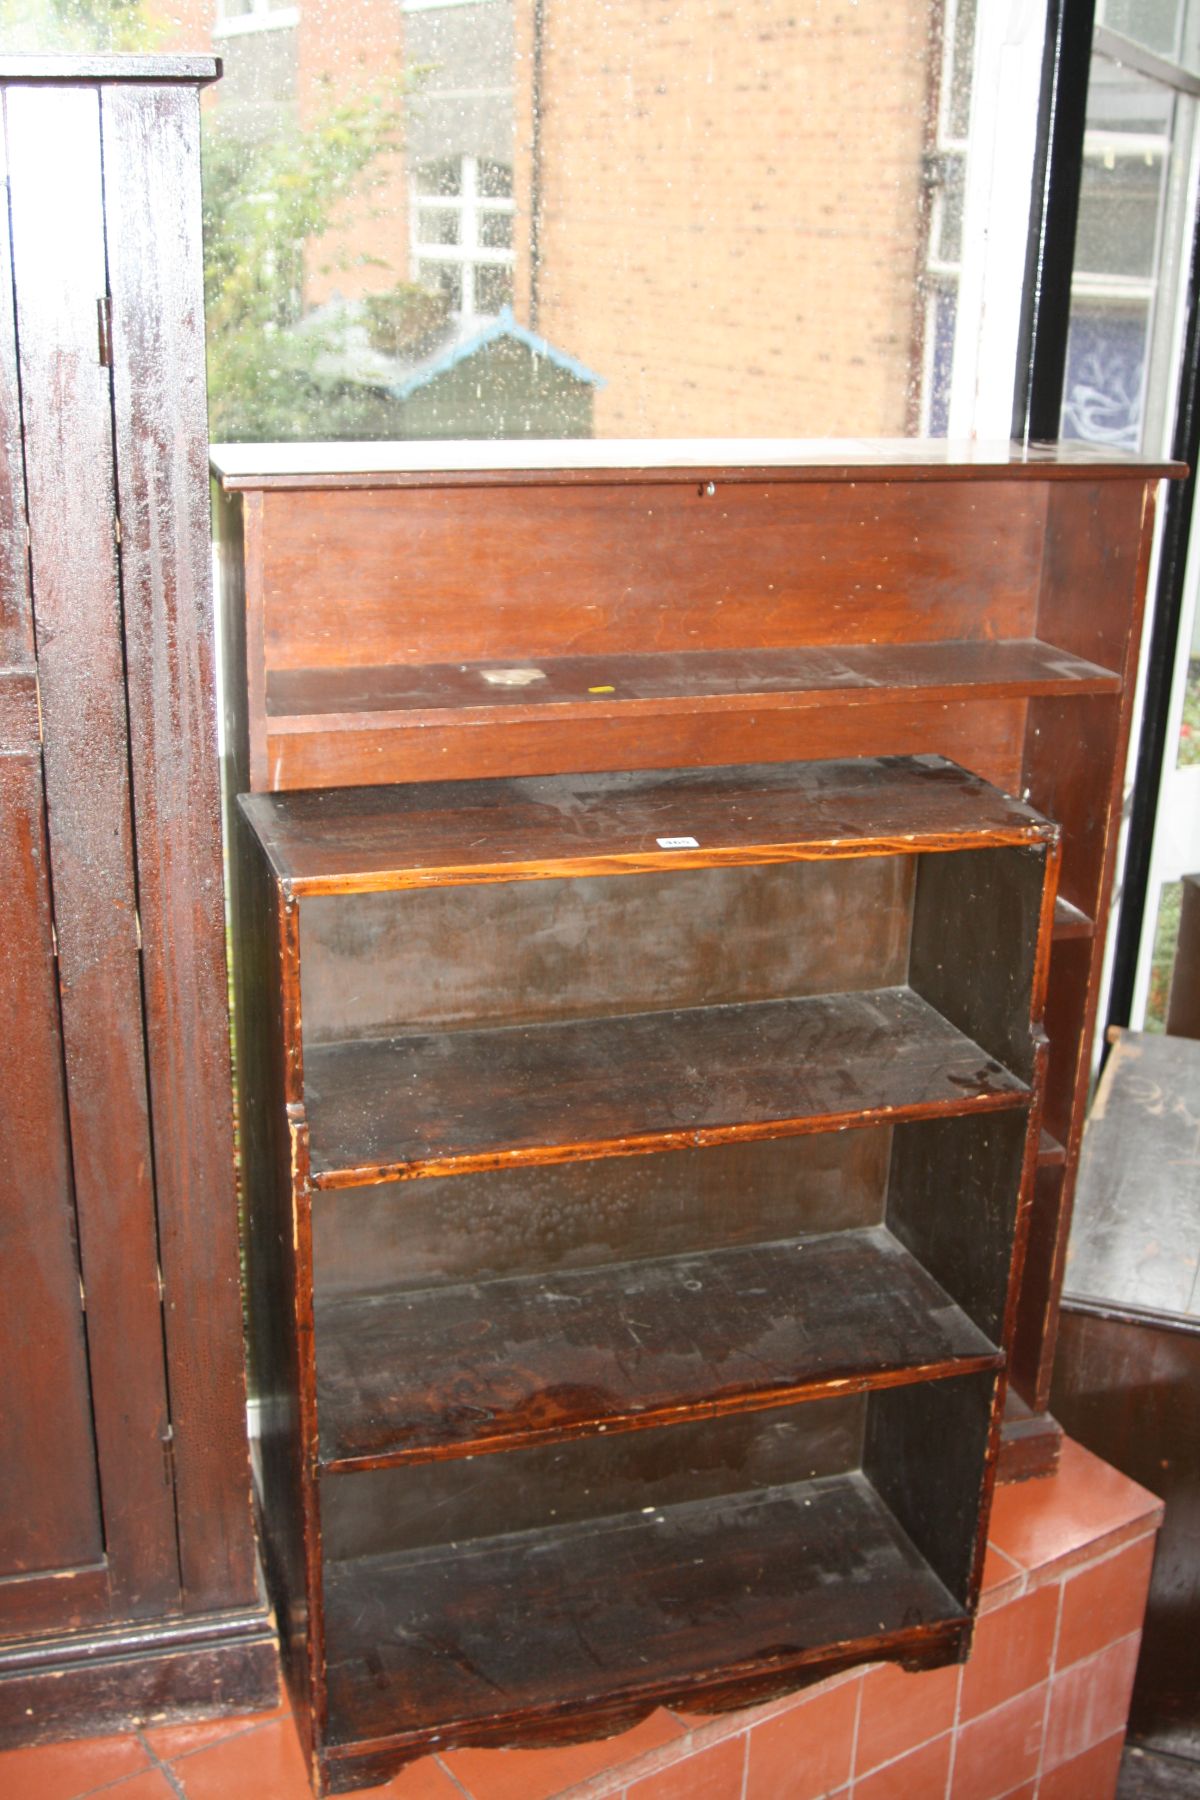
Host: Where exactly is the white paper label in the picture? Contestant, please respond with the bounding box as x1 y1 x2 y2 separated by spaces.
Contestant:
656 836 700 849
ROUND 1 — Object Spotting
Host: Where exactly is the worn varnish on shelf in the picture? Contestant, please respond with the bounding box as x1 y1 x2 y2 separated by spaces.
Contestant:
214 445 1178 1452
237 751 1058 1795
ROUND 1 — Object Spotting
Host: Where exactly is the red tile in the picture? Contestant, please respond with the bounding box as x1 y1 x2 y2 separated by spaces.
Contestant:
142 1699 287 1761
170 1713 313 1800
959 1583 1060 1722
951 1684 1047 1800
744 1677 858 1798
978 1542 1024 1615
90 1776 179 1800
985 1441 1161 1584
0 1729 150 1800
1044 1634 1141 1771
1038 1728 1125 1800
625 1732 746 1799
1056 1534 1157 1670
852 1733 951 1800
854 1658 959 1776
372 1758 470 1798
441 1709 684 1800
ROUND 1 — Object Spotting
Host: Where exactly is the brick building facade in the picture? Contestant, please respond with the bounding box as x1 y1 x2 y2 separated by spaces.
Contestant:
172 0 946 437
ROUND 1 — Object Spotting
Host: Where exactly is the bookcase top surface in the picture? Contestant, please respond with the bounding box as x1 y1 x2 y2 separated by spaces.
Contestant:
240 753 1057 895
0 55 220 83
211 436 1183 491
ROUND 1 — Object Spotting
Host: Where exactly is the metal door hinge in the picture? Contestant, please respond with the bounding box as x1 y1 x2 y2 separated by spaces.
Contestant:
97 296 113 367
134 909 143 951
78 1274 86 1312
161 1425 175 1488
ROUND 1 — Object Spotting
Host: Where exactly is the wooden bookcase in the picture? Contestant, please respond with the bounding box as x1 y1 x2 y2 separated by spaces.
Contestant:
237 752 1057 1793
213 443 1178 1439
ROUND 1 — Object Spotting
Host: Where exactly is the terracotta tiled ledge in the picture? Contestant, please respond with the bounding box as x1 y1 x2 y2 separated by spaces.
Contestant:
0 1440 1162 1800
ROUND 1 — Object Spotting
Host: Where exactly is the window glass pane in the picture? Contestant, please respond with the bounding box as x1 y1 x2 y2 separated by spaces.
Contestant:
420 262 464 312
1145 881 1183 1031
4 0 993 445
1181 639 1200 767
1061 304 1151 448
416 209 461 248
1075 146 1167 279
475 263 514 313
479 210 514 251
478 158 514 199
1060 51 1195 453
416 159 463 199
933 159 966 265
1096 0 1195 64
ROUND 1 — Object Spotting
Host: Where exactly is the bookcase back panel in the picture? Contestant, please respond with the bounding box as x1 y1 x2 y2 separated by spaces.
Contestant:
320 1396 866 1561
258 480 1048 673
299 857 914 1041
312 1128 891 1298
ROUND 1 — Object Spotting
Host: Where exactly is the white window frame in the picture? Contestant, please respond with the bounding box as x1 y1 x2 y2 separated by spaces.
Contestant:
213 0 299 39
411 153 515 319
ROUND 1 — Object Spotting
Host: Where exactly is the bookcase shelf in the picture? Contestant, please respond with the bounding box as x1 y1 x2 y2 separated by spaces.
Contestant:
321 1460 971 1764
314 1223 1003 1471
238 749 1056 1794
303 987 1029 1187
264 637 1121 783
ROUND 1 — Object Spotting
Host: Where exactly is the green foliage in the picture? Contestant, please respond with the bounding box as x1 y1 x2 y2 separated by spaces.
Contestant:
1180 657 1200 768
202 74 414 441
0 0 159 52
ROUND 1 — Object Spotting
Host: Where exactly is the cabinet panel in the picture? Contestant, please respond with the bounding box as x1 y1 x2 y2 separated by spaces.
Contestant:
0 750 103 1583
101 79 257 1616
6 81 177 1616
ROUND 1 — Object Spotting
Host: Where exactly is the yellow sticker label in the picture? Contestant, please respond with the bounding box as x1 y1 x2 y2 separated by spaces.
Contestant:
588 685 616 694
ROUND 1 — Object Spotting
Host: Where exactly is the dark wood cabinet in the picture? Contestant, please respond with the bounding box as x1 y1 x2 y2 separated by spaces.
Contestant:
0 57 275 1743
238 753 1057 1793
212 445 1178 1461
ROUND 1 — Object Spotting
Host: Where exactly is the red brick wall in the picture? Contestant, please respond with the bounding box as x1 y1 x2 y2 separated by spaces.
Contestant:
513 0 937 437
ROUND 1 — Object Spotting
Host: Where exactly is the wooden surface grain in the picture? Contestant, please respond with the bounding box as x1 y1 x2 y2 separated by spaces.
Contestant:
314 1224 1001 1469
244 753 1053 894
103 76 256 1616
321 1468 965 1754
303 986 1030 1187
8 79 178 1616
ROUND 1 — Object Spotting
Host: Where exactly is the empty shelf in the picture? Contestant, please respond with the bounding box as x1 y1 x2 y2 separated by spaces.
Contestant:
315 1224 1002 1469
321 1469 966 1754
241 752 1057 894
268 639 1120 731
304 987 1031 1187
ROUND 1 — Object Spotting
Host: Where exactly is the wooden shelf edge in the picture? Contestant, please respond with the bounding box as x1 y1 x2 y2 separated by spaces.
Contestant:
316 1353 1004 1473
314 1223 1004 1470
1052 897 1096 940
264 638 1122 744
310 1087 1032 1190
319 1471 969 1764
317 1617 969 1781
243 754 1058 896
1037 1131 1068 1169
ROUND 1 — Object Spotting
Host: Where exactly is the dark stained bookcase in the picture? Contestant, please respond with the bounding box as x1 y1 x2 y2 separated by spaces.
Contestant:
237 753 1058 1793
213 442 1179 1440
214 443 1179 1792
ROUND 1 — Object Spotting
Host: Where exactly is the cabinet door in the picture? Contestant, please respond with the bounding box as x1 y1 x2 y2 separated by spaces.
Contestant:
0 81 179 1633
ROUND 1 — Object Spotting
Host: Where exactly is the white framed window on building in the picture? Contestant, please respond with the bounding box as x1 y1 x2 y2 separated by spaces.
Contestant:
214 0 299 38
411 155 515 319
